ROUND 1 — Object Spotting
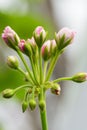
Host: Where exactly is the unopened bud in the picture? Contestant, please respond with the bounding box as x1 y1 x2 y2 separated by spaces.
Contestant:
7 56 19 69
22 101 28 112
18 39 32 58
33 26 47 48
2 89 15 98
51 83 61 95
71 72 87 83
2 26 20 49
29 99 36 110
41 40 51 61
39 100 46 111
55 27 76 51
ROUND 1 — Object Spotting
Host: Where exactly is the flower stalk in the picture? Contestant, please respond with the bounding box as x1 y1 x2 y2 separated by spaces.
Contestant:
1 25 87 130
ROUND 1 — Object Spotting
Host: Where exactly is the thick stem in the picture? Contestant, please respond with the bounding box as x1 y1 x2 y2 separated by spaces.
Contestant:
39 91 48 130
40 108 48 130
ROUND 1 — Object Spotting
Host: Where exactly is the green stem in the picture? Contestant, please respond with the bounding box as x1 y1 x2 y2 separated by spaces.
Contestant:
53 77 72 83
39 48 43 84
39 91 48 130
30 58 39 85
45 53 60 82
17 67 33 84
16 47 34 83
40 108 48 130
14 84 32 93
43 61 48 82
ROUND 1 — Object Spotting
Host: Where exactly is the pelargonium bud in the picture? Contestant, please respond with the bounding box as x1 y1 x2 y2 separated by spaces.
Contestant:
22 101 28 112
55 27 76 51
39 100 46 111
41 40 51 61
2 26 20 49
2 89 15 98
41 40 57 61
71 72 87 83
51 39 57 55
29 99 36 111
51 83 61 95
33 26 47 48
18 39 32 58
27 37 38 56
7 56 19 69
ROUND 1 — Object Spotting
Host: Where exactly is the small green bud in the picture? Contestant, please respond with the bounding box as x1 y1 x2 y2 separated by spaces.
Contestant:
22 101 28 112
2 89 15 98
24 72 30 82
51 83 61 95
29 99 36 110
39 100 46 111
7 56 19 69
71 72 87 83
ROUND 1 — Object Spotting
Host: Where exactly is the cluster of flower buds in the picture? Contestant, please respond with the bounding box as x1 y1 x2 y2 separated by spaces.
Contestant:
1 25 87 113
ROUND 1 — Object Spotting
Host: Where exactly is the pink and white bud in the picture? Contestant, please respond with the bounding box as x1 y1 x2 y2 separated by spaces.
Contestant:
18 39 32 58
51 40 57 55
33 26 47 48
72 72 87 83
27 37 36 47
41 40 51 61
55 27 76 50
18 39 25 52
2 26 20 49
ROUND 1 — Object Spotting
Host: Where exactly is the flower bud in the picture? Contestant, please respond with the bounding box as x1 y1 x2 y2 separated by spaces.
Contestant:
55 27 76 51
18 39 32 58
24 72 30 82
39 100 46 111
51 83 61 95
41 40 57 61
41 40 51 61
29 99 36 110
51 40 57 55
2 26 20 49
71 72 87 83
7 56 19 69
2 89 15 98
33 26 47 48
22 101 28 112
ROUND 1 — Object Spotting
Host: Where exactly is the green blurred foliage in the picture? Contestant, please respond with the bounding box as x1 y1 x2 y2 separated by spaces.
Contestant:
0 12 54 99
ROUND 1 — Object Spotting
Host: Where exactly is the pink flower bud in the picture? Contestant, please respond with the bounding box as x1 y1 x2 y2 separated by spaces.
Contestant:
41 40 57 61
18 39 32 58
51 40 57 55
2 26 20 49
55 27 76 50
41 40 51 61
18 39 25 52
33 26 47 48
72 72 87 83
27 37 36 47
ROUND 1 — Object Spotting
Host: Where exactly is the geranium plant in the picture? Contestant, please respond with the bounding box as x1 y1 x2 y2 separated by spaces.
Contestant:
1 26 87 130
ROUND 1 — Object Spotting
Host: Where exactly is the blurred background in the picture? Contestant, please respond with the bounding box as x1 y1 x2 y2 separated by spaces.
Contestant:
0 0 87 130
